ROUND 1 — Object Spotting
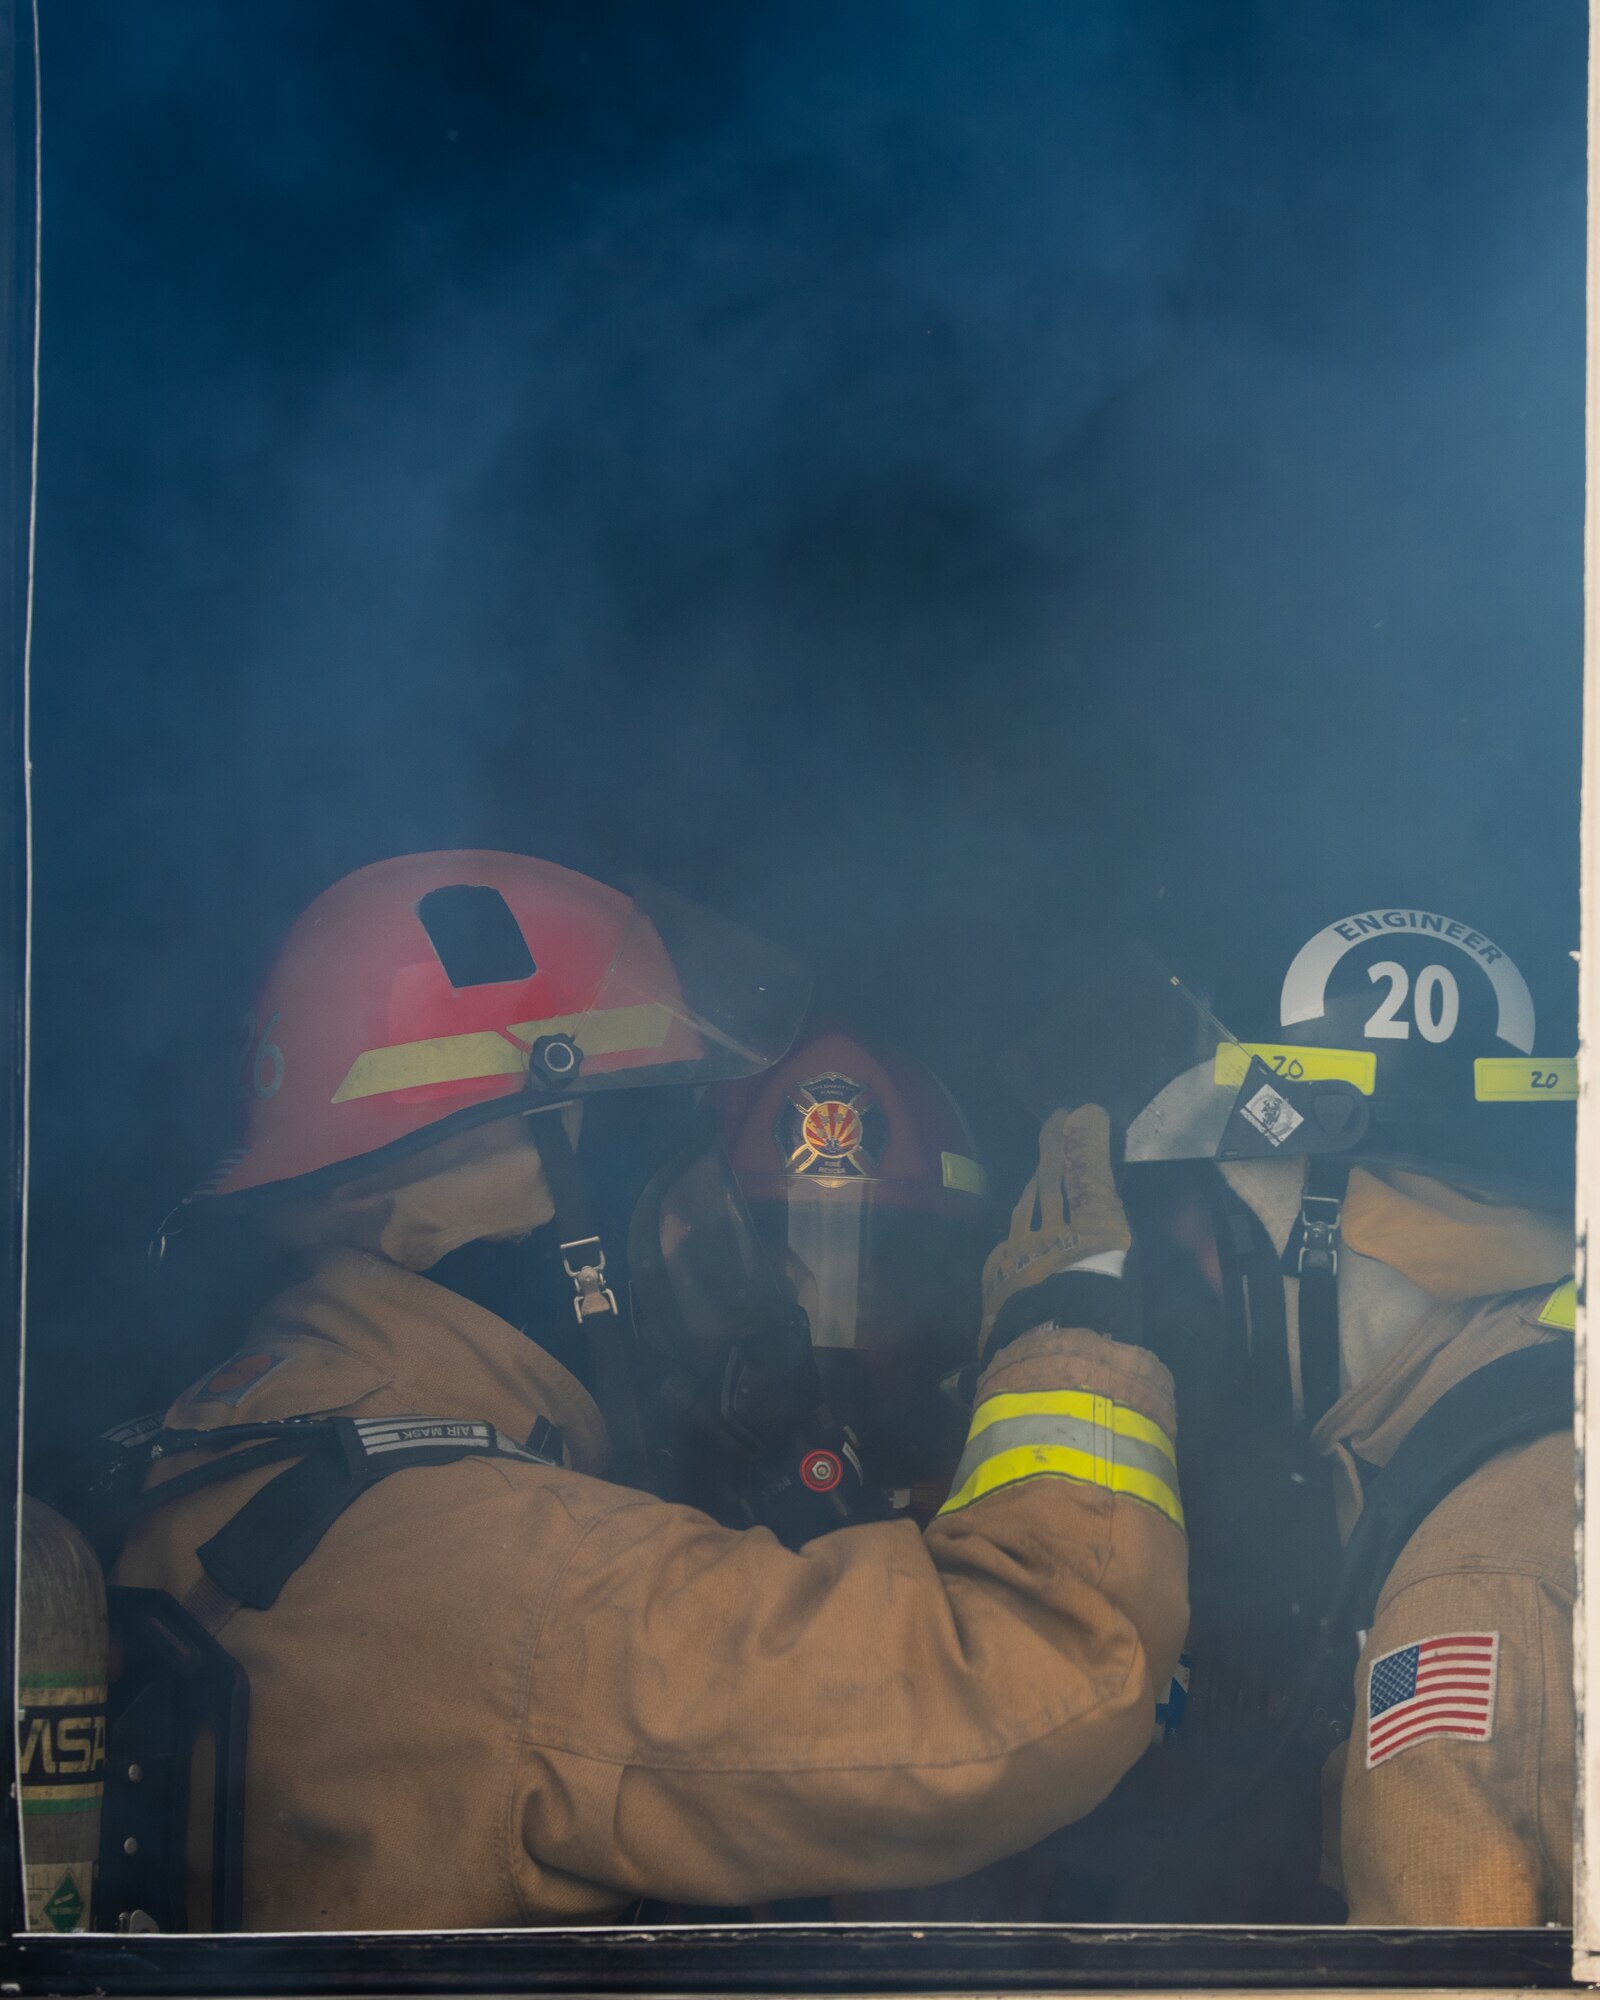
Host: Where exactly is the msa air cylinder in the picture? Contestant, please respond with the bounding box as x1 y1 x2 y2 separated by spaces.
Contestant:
18 1498 108 1932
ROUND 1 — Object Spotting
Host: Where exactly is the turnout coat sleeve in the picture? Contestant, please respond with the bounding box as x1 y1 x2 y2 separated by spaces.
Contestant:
1335 1431 1574 1926
511 1325 1188 1911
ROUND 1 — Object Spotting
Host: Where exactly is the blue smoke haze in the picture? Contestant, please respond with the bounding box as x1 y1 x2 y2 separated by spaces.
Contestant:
25 0 1583 1434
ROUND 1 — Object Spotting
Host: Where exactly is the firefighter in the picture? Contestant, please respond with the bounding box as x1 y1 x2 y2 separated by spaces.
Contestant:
630 1022 996 1534
1121 902 1575 1925
652 1024 1211 1927
110 851 1187 1932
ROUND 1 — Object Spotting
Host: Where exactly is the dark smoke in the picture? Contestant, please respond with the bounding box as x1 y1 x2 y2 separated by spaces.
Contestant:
25 0 1583 1452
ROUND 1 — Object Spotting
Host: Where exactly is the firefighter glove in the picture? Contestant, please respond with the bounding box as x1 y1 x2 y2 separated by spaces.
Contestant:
981 1104 1134 1359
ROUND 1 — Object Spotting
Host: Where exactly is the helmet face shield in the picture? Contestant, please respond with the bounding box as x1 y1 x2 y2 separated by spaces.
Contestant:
1126 1059 1239 1166
629 1027 993 1485
556 881 813 1096
628 1133 802 1392
752 1180 984 1369
754 1181 987 1486
721 1032 993 1392
630 1138 986 1483
1125 1052 1371 1166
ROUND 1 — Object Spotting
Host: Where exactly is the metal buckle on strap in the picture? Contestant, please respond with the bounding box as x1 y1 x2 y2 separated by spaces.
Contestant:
106 1413 165 1454
1297 1195 1343 1278
561 1237 619 1322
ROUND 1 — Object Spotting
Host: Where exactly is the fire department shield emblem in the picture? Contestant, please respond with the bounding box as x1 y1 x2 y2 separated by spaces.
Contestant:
777 1074 887 1180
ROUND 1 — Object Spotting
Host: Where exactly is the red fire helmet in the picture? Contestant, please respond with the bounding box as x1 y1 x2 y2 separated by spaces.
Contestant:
717 1024 988 1219
198 851 811 1202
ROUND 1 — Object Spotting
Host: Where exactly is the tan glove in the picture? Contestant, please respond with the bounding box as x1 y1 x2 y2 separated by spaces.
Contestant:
980 1104 1132 1358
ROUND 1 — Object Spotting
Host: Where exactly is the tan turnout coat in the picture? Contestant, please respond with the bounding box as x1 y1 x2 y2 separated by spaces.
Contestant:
1316 1281 1574 1926
116 1247 1187 1932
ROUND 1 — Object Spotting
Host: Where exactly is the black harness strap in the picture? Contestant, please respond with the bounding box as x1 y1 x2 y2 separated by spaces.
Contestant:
135 1434 317 1515
1287 1157 1349 1428
117 1414 562 1631
88 1408 567 1928
533 1111 621 1323
1336 1334 1574 1633
1190 1325 1573 1825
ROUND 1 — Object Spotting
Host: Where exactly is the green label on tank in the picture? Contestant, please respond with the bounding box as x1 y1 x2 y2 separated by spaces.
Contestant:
43 1872 86 1932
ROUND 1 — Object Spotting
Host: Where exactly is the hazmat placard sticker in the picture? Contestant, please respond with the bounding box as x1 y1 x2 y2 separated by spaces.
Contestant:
24 1864 92 1933
1239 1083 1304 1146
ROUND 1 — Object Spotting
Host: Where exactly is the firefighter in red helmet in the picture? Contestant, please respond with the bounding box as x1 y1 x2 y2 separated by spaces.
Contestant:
627 1025 995 1532
110 852 1187 1932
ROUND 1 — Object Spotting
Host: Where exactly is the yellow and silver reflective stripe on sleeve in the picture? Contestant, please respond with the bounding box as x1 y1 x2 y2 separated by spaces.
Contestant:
939 1388 1184 1531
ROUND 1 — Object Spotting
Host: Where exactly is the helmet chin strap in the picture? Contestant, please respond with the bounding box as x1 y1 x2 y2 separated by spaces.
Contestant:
1286 1155 1350 1430
527 1104 658 1485
529 1106 619 1326
1218 1157 1331 1425
1216 1156 1446 1423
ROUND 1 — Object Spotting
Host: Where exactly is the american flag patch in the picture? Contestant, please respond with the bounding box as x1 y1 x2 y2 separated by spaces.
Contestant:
1365 1631 1498 1769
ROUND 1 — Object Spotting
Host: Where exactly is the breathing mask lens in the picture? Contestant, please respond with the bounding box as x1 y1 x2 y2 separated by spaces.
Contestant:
629 1130 802 1391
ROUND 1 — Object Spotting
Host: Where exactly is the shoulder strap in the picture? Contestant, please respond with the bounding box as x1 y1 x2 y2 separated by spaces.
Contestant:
120 1414 563 1635
1287 1157 1350 1428
1338 1333 1573 1632
1187 1320 1575 1826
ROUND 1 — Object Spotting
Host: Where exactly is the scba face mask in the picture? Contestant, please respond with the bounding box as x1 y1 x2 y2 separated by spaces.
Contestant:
628 1030 996 1496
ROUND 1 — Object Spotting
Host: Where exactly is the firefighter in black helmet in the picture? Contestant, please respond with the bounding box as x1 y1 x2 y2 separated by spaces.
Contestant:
1115 903 1575 1926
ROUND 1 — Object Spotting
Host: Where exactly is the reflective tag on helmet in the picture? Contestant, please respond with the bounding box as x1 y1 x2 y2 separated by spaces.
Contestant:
1538 1279 1577 1329
1474 1057 1577 1102
1214 1041 1378 1094
940 1150 988 1196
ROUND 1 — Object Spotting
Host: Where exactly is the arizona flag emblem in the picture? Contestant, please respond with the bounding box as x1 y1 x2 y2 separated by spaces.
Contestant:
1365 1632 1498 1769
776 1074 887 1180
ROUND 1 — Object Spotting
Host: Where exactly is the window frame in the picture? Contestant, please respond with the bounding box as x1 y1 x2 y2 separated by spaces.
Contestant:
1575 0 1600 1984
0 1923 1582 1994
1 1 1591 1989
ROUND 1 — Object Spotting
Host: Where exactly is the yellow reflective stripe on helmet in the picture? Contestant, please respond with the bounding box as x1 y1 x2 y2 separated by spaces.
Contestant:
941 1151 989 1196
332 1003 676 1103
1213 1042 1377 1094
1474 1057 1578 1102
1211 1043 1575 1102
334 1030 525 1101
941 1389 1183 1529
1538 1279 1577 1330
966 1387 1176 1468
